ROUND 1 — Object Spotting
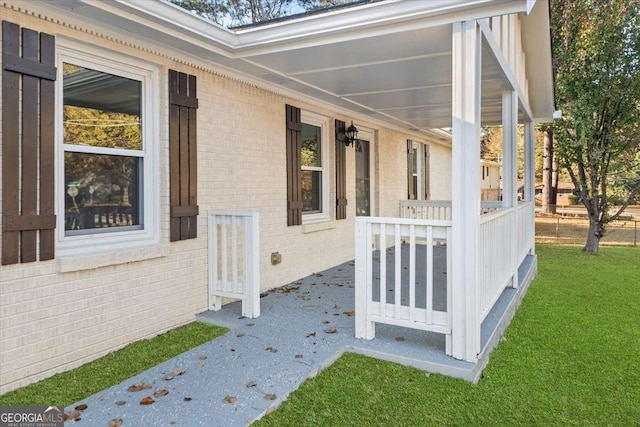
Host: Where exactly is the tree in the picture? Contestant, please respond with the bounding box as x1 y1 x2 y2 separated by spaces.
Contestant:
540 125 558 213
551 0 640 253
170 0 356 26
170 0 296 26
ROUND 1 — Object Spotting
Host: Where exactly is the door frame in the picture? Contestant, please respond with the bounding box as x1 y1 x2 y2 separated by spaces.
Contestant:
354 126 376 217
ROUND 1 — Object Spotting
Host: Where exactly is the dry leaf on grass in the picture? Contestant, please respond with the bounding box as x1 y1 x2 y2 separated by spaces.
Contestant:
109 419 124 427
140 397 155 405
74 403 88 411
222 395 237 404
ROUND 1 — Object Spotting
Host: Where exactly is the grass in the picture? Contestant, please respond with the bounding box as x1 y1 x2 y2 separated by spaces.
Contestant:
0 322 227 407
258 245 640 426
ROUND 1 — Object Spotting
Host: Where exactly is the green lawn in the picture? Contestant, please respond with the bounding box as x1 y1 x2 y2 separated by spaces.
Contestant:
258 245 640 426
0 322 227 407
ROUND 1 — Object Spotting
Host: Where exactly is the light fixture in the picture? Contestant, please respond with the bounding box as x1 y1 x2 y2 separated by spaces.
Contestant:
345 121 358 147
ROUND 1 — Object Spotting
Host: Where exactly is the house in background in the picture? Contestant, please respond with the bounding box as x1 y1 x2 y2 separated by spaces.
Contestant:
0 0 554 393
481 160 501 201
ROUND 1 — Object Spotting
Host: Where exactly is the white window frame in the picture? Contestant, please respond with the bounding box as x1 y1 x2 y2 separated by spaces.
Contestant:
300 110 329 223
55 40 159 255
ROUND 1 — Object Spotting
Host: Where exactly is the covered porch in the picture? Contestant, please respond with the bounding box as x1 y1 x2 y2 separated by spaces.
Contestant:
200 247 536 384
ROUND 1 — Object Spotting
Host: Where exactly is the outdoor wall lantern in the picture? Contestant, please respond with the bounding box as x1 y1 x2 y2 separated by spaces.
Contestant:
345 121 358 147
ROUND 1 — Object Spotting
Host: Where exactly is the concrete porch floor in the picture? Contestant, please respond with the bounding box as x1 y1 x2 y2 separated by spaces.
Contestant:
69 252 536 426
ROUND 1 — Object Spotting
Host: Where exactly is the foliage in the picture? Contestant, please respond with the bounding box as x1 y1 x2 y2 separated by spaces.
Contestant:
258 245 640 426
551 0 640 252
0 322 227 407
170 0 356 26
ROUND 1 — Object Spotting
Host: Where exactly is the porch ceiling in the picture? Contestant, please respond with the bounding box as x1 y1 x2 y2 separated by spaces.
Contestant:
14 0 550 139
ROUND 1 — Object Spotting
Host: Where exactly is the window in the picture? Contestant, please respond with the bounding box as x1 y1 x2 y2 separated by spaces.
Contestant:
300 111 329 221
57 44 158 252
407 140 430 200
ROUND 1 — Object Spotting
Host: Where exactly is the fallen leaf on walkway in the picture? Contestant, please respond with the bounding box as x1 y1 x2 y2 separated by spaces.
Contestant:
395 336 405 341
154 389 169 397
265 346 278 353
315 273 323 277
115 401 126 406
264 393 277 401
109 419 124 427
140 397 155 405
230 348 236 352
322 320 329 324
333 304 340 309
198 362 205 368
247 323 255 327
222 395 237 404
128 382 152 392
306 332 316 338
236 333 245 338
333 313 340 316
184 397 192 402
343 311 355 317
246 380 257 388
164 369 185 380
98 395 105 401
74 403 88 411
295 354 303 359
63 411 81 422
199 355 208 360
325 326 337 334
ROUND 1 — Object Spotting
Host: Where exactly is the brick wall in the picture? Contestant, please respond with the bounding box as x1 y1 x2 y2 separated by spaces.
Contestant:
0 6 452 393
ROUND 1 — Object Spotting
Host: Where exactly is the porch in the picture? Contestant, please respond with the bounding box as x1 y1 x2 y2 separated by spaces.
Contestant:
201 231 536 383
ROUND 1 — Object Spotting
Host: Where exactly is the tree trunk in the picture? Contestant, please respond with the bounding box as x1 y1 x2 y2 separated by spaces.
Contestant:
551 151 559 207
584 216 604 253
542 130 556 213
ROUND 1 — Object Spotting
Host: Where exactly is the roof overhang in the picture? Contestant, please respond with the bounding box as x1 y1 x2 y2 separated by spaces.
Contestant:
5 0 555 138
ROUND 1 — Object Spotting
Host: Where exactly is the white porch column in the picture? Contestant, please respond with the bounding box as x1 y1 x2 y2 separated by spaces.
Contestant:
451 20 481 362
502 90 518 288
524 121 536 255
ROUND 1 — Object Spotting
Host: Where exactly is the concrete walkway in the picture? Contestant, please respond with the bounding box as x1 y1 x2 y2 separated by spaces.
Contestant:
68 253 535 426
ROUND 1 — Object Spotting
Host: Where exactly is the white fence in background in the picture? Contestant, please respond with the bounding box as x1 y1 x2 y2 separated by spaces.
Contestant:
208 211 260 318
478 208 515 321
355 216 453 355
516 201 535 264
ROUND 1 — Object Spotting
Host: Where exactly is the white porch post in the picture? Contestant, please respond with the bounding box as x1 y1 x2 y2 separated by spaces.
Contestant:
524 121 536 255
451 20 481 362
502 90 518 288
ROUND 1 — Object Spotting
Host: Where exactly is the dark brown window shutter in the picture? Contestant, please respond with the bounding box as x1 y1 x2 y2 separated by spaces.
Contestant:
407 140 416 200
424 144 431 200
2 21 56 265
335 119 348 220
169 70 199 241
286 105 303 226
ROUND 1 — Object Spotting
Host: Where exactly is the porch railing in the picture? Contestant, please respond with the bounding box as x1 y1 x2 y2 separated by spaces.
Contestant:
478 208 514 321
399 200 503 220
516 201 535 264
208 210 260 318
355 216 452 355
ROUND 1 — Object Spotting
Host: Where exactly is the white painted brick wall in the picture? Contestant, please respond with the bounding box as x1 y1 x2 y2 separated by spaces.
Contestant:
0 7 452 394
